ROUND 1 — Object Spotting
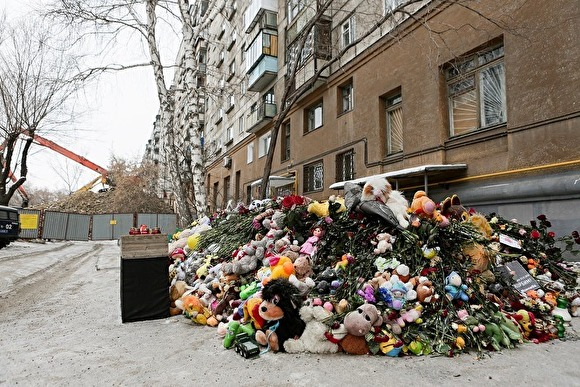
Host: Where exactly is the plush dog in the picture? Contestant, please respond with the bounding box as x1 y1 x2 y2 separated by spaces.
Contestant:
255 279 306 352
284 304 340 354
361 177 409 228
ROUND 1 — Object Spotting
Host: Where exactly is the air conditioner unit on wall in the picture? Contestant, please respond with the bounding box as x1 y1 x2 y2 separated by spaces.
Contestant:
223 156 232 168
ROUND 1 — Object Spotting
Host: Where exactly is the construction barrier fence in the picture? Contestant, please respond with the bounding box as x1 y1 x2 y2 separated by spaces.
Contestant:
16 209 177 242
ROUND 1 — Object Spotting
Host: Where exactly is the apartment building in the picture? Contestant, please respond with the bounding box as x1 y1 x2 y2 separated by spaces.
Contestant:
150 0 579 235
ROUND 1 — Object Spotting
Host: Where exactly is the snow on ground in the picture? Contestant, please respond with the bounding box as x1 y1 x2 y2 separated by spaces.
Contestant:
0 240 579 386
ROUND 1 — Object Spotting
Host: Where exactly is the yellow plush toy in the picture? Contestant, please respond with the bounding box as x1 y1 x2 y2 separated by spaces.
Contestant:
262 256 295 285
307 196 346 217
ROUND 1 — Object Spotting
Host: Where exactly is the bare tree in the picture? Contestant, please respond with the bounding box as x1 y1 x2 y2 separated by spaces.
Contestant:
0 19 85 206
46 0 216 226
51 158 83 195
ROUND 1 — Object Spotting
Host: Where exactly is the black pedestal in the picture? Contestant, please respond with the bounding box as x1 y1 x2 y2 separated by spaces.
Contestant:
120 256 170 323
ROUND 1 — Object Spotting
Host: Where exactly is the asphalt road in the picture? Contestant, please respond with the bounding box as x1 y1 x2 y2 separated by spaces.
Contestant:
1 240 579 386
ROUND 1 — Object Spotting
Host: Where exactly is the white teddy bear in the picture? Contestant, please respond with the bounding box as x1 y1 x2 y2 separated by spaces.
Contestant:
283 305 340 354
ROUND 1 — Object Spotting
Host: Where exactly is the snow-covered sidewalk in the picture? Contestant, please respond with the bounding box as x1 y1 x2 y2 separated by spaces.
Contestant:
0 240 579 386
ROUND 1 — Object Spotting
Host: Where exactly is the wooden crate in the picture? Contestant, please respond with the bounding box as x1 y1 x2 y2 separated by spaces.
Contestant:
119 234 168 259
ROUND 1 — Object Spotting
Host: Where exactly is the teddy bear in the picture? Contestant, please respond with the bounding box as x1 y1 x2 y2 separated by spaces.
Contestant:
254 279 306 353
372 232 395 255
261 210 286 254
222 235 266 275
288 255 315 295
169 280 192 316
415 276 438 303
440 194 468 221
273 237 300 262
283 304 340 354
444 271 469 302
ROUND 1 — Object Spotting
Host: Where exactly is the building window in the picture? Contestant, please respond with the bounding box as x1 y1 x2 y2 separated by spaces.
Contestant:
212 181 219 210
305 101 323 133
336 149 355 181
386 93 403 154
235 170 241 202
238 116 244 134
341 16 355 48
385 0 405 12
339 82 353 113
226 94 235 113
223 176 231 207
287 0 304 24
446 44 506 136
227 60 235 80
303 160 324 192
281 121 291 162
247 143 254 164
258 132 271 158
225 125 233 144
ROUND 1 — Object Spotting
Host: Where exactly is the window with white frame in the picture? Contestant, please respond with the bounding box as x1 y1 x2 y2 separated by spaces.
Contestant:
340 81 353 113
341 16 355 48
303 160 324 192
258 132 271 158
247 142 254 164
287 0 304 24
305 101 323 133
446 44 506 136
225 125 233 144
385 0 405 12
386 93 403 154
238 116 244 134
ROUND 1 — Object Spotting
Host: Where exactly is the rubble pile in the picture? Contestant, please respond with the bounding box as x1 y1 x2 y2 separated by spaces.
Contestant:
167 187 579 358
39 190 174 214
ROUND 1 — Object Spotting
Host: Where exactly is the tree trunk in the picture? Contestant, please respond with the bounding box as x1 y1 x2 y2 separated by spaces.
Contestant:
178 0 206 218
145 0 192 226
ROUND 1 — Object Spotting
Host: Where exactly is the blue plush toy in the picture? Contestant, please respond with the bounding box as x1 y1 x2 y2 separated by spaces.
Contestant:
444 271 469 302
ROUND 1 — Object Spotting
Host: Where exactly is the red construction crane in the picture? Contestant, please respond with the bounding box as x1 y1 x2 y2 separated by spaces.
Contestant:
23 131 111 186
2 131 113 206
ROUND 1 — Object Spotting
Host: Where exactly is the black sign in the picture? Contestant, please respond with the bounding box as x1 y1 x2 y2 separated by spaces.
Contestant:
498 260 541 295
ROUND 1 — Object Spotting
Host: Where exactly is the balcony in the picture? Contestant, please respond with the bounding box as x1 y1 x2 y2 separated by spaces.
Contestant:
286 2 331 44
248 56 277 92
244 0 277 33
294 56 329 92
246 102 277 133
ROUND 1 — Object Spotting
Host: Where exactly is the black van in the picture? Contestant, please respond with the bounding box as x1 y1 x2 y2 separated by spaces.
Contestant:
0 205 20 248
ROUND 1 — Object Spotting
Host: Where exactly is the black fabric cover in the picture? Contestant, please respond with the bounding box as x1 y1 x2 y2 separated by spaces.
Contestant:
120 256 170 323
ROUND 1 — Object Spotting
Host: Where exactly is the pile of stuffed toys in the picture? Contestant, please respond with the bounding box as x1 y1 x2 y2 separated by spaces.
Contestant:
166 177 580 357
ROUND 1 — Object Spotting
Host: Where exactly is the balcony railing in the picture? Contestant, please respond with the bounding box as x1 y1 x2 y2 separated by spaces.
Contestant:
246 102 277 133
244 0 277 33
248 56 277 92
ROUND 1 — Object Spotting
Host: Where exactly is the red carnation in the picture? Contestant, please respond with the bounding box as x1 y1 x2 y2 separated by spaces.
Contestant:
547 231 555 238
537 214 547 221
530 229 541 239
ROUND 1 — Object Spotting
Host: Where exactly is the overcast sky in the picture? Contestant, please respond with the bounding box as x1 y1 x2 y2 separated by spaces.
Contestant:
2 1 169 192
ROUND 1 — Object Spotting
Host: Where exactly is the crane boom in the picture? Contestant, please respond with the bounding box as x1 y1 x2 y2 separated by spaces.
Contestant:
26 133 109 178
